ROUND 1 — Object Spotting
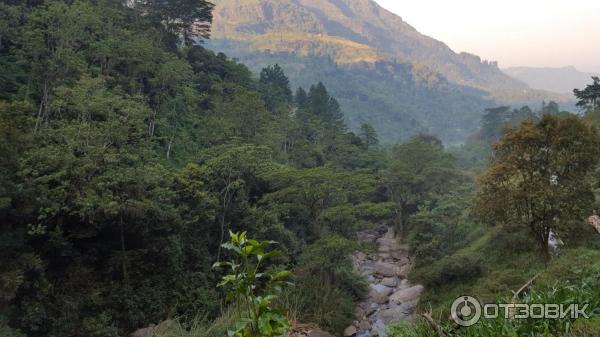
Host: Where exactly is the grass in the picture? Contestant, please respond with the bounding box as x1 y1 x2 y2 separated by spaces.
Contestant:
413 222 600 317
153 309 238 337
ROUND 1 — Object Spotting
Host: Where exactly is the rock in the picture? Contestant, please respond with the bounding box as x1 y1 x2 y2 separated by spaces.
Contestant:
383 227 396 239
378 306 410 324
380 277 398 287
344 325 357 337
129 320 176 337
358 320 371 330
366 303 378 316
128 326 155 337
369 289 389 304
376 225 388 235
390 285 424 304
370 284 393 296
355 306 366 319
378 252 391 259
396 264 411 279
374 262 397 277
390 251 408 261
398 279 410 288
371 320 386 337
287 326 311 337
399 299 419 313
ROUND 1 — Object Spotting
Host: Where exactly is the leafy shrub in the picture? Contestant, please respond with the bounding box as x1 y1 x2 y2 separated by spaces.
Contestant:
213 231 291 337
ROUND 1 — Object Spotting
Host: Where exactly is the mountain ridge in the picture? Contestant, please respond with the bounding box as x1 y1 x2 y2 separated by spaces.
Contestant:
503 66 599 94
208 0 570 143
211 0 536 94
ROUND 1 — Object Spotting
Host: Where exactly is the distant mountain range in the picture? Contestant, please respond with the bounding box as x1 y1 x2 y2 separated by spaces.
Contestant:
207 0 570 143
503 66 599 94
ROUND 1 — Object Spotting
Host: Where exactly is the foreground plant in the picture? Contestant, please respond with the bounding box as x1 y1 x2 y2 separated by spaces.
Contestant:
213 231 291 337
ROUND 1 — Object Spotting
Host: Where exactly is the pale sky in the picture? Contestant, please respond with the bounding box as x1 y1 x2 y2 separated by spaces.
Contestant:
374 0 600 72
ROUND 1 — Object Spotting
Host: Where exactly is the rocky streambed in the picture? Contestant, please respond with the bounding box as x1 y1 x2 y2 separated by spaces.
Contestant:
345 226 424 337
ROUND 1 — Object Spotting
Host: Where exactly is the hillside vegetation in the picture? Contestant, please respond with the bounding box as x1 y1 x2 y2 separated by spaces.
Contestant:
207 0 570 143
1 1 599 337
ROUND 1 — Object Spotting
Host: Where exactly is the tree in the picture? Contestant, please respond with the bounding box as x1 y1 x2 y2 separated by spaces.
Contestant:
508 106 536 126
308 82 344 131
383 135 466 234
295 87 308 110
541 101 560 115
198 145 276 261
359 122 379 149
475 115 600 257
218 87 271 142
264 167 375 241
480 106 511 141
574 76 600 113
259 64 292 112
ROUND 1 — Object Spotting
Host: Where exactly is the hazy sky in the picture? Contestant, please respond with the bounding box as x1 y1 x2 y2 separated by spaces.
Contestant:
374 0 600 72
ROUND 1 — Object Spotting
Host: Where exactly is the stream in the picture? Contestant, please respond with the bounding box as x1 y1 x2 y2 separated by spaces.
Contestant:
345 225 424 337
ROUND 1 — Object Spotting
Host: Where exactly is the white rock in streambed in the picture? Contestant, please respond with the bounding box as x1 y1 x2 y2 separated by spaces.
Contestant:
389 285 424 304
344 325 358 337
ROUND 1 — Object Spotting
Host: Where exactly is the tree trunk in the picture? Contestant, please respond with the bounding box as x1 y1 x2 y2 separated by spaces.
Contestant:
541 227 551 261
216 213 226 262
119 214 129 284
34 81 49 132
166 133 174 160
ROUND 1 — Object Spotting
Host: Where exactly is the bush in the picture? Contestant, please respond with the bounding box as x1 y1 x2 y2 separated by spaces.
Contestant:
387 320 436 337
413 254 484 288
282 235 368 333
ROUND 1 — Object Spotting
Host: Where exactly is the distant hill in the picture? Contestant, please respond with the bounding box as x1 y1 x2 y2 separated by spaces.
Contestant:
504 66 599 94
208 0 568 143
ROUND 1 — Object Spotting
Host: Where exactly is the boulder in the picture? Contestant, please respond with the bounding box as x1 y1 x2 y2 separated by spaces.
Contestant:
390 285 424 304
365 303 378 316
128 327 155 337
369 289 389 304
374 262 397 277
399 299 419 313
378 306 410 324
129 320 176 337
355 306 366 319
380 277 398 287
344 325 357 337
358 320 371 330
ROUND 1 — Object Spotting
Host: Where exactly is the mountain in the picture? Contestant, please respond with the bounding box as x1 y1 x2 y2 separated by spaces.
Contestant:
504 66 599 94
207 0 566 143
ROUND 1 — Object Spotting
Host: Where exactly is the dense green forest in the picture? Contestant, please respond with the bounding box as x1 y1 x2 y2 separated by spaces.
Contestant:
1 1 600 337
206 40 492 144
